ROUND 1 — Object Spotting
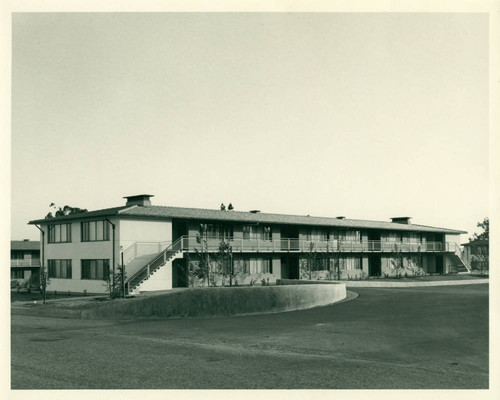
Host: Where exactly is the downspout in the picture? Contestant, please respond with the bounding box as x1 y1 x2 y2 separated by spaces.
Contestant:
34 224 46 303
104 218 116 295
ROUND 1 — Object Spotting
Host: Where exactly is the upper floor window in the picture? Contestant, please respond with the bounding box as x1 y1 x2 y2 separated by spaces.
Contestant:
242 225 252 239
81 220 110 242
242 225 273 240
206 224 233 240
48 223 72 243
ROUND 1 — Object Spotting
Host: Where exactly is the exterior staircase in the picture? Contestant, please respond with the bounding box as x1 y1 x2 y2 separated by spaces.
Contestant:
449 243 471 274
125 237 185 295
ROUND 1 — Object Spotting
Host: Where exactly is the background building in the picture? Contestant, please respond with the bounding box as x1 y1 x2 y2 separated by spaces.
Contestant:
11 240 40 284
462 239 489 273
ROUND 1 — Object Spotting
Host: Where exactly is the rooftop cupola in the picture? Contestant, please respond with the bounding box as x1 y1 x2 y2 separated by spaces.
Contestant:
124 194 154 207
391 217 411 224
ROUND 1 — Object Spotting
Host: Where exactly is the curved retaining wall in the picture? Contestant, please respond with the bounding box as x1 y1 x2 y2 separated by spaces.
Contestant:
81 284 347 319
345 279 489 288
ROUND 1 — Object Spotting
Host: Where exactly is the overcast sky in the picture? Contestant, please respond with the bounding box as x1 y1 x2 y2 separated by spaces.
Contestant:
11 13 489 242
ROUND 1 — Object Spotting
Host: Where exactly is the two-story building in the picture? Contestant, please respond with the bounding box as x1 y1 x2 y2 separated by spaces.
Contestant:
28 194 469 294
11 240 41 284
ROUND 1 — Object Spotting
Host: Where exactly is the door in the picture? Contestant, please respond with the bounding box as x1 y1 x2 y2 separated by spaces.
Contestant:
435 255 444 274
368 255 381 277
281 226 299 251
368 231 381 251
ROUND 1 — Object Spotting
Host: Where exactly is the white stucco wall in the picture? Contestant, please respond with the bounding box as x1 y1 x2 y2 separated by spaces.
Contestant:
136 261 173 292
119 219 172 251
42 219 119 293
445 234 462 252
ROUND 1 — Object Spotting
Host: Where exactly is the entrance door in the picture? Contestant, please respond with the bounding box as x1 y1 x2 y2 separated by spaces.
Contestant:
281 255 299 279
435 255 444 274
368 255 381 277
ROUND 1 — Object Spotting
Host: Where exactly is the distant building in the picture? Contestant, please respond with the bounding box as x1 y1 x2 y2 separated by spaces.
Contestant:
462 239 489 272
11 240 41 283
28 194 469 294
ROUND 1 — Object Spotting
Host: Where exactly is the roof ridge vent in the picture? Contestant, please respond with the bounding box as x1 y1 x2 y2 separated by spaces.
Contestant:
336 216 345 220
249 210 260 214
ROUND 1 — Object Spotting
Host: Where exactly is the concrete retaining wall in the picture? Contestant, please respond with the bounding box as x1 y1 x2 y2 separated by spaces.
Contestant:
82 284 347 319
345 279 489 288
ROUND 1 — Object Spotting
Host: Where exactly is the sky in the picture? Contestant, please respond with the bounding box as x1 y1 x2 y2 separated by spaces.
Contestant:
10 12 489 242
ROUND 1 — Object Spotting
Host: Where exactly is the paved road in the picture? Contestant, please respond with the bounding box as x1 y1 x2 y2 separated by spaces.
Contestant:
11 285 488 389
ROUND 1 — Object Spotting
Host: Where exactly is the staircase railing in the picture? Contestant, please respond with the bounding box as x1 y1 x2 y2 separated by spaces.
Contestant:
122 241 172 265
454 243 471 272
126 236 185 293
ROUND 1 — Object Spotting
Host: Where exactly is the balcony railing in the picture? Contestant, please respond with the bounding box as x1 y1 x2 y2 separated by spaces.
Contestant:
173 236 453 253
10 259 41 267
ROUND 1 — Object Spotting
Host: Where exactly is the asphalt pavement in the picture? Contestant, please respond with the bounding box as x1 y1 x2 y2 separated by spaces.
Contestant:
11 284 489 389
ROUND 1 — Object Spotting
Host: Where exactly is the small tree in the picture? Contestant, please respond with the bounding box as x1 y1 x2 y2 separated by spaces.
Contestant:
39 265 50 304
192 224 212 286
333 238 344 280
217 238 233 286
299 242 317 280
104 264 127 298
390 243 405 278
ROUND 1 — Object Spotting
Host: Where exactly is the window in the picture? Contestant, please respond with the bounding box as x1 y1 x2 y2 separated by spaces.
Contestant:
243 225 252 239
334 257 361 270
48 224 72 243
81 259 110 280
241 257 272 274
81 221 110 242
345 230 361 242
48 259 72 279
241 258 250 274
306 229 327 241
263 226 272 241
11 270 24 279
206 224 233 240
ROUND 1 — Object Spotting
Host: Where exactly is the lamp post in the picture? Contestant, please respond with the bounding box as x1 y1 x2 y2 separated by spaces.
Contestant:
104 218 116 295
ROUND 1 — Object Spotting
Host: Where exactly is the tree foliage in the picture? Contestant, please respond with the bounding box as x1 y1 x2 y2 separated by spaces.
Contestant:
217 238 233 286
45 203 88 219
472 217 489 241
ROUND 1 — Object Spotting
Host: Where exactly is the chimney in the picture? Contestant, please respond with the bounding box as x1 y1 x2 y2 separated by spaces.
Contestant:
124 194 154 207
391 217 411 224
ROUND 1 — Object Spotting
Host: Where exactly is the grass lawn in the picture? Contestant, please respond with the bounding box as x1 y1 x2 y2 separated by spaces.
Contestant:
10 290 96 303
11 284 488 389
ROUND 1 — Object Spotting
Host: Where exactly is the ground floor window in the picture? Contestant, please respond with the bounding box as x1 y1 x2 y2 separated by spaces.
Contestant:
81 259 109 280
333 257 362 270
11 269 24 279
48 259 72 279
240 257 272 274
